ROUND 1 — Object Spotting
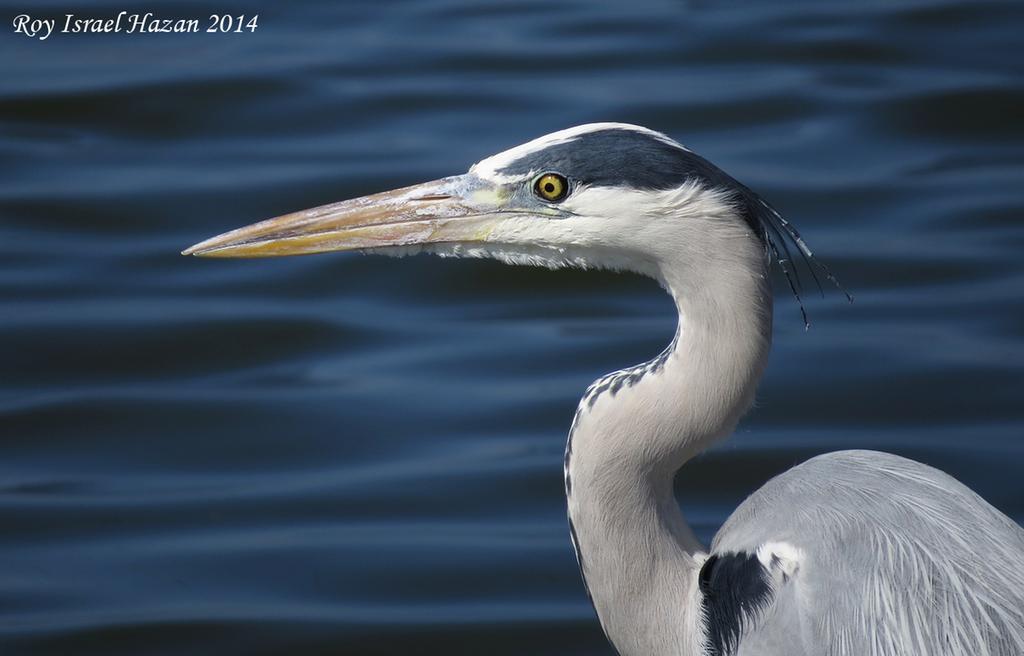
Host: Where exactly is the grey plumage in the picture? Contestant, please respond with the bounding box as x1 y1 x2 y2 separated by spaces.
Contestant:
716 450 1024 655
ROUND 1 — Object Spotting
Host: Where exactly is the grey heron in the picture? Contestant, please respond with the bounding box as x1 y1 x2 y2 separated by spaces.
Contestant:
184 123 1024 655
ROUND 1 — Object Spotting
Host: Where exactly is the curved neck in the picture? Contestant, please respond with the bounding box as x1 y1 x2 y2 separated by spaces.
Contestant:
565 229 771 656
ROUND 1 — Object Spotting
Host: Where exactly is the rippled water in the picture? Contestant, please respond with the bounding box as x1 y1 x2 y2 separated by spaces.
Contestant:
2 0 1023 653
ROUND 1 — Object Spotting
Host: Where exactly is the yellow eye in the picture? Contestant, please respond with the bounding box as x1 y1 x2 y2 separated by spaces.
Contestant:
534 173 569 202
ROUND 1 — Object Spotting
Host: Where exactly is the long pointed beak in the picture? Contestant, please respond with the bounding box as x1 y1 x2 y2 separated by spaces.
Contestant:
182 175 507 258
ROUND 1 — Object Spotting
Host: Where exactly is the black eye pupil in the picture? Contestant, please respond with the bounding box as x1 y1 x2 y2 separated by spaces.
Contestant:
544 183 555 193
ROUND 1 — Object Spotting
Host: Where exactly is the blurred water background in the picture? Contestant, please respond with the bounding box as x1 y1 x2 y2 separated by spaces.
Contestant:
2 0 1023 653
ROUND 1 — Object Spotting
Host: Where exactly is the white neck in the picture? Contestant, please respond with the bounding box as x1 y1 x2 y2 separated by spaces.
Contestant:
564 217 772 656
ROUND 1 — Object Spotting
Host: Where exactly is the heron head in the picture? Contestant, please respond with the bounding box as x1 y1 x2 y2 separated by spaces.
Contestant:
184 123 841 318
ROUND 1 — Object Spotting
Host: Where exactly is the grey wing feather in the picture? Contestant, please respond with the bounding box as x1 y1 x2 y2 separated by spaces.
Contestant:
712 449 1024 656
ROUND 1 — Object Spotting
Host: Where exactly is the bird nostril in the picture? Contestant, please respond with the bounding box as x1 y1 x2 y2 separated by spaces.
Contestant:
410 194 452 201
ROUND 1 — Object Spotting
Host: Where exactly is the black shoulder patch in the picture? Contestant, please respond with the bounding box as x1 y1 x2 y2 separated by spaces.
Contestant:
698 552 773 656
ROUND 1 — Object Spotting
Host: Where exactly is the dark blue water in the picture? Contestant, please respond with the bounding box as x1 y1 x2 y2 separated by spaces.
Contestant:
2 1 1023 653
